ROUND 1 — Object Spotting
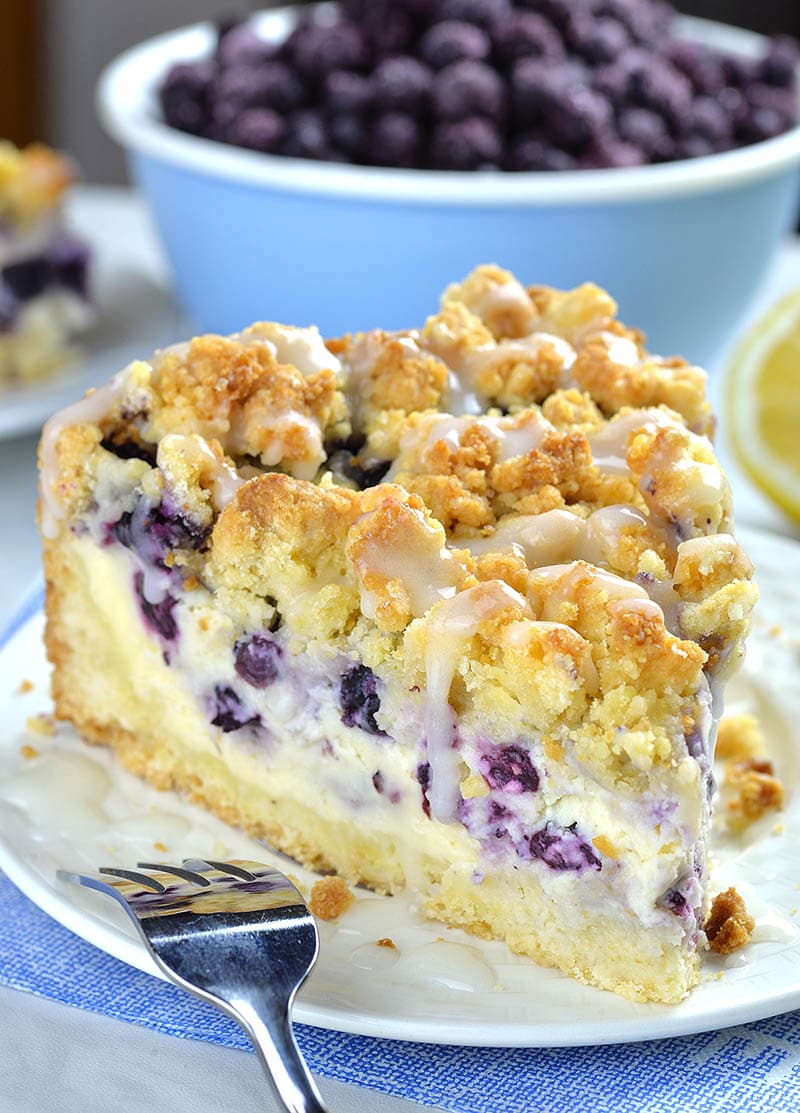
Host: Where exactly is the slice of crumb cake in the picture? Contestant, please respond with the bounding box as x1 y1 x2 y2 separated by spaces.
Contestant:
39 265 756 1004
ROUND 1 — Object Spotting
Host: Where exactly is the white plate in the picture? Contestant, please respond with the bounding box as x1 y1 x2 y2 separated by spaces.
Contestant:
0 186 187 439
1 526 799 1048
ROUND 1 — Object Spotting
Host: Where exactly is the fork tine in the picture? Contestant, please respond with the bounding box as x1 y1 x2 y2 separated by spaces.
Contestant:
183 858 257 881
136 862 212 887
98 867 167 891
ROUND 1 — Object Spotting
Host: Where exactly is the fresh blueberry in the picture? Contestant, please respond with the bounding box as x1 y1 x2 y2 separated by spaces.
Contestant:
339 664 387 736
506 137 576 171
234 633 282 688
431 117 503 169
546 85 613 151
759 35 799 89
160 60 216 135
280 110 332 160
492 12 565 68
435 0 512 27
567 16 629 66
433 60 507 122
687 96 733 148
369 113 422 168
210 684 261 733
216 25 278 70
510 58 566 125
580 135 645 168
133 572 179 642
285 18 368 81
478 743 539 794
419 20 491 70
329 112 369 159
616 106 673 161
324 70 372 115
230 109 286 154
528 821 602 872
372 57 434 116
666 40 726 97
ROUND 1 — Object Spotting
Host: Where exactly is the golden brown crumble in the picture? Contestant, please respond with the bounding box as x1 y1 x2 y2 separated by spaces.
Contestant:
16 679 34 694
726 757 784 828
705 888 755 954
20 744 40 760
716 714 766 762
376 937 397 949
309 876 355 921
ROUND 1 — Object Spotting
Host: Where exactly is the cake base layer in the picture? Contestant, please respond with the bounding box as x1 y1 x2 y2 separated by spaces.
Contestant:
44 529 698 1004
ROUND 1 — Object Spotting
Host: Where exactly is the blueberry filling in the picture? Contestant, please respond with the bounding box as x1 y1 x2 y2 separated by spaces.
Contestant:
1 233 90 307
660 887 692 919
326 435 391 491
478 743 539 794
372 770 384 793
416 761 431 818
210 684 261 733
234 633 282 688
110 495 209 567
101 437 157 465
339 664 387 736
133 572 179 642
528 822 602 873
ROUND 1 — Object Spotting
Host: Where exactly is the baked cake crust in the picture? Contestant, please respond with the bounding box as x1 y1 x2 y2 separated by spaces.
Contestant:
39 265 757 1003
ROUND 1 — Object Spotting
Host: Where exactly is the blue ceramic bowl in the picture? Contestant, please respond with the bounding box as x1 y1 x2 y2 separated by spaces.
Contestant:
98 9 800 366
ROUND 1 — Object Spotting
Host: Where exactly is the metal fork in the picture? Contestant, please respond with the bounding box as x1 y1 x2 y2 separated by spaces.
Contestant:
58 858 330 1113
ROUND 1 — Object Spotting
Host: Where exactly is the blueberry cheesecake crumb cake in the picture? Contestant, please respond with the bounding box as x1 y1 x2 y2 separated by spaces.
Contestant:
0 141 92 385
39 265 756 1004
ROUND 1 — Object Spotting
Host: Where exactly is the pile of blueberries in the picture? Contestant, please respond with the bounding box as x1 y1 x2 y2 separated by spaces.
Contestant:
159 0 799 171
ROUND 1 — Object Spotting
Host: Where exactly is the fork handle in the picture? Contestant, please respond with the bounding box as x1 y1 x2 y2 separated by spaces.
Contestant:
234 995 330 1113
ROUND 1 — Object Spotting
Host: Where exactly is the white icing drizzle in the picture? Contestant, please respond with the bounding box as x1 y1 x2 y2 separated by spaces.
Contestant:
240 322 341 377
467 275 534 330
393 410 554 476
529 562 659 623
156 434 245 512
354 510 462 621
599 330 640 367
461 333 576 392
460 504 647 569
444 368 483 416
588 408 680 475
423 581 529 823
40 366 138 539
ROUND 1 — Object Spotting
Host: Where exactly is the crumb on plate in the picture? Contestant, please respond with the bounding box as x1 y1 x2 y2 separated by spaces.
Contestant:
309 876 354 921
705 887 755 954
25 713 54 736
20 743 39 760
376 937 396 949
16 679 34 694
716 713 766 762
726 757 784 829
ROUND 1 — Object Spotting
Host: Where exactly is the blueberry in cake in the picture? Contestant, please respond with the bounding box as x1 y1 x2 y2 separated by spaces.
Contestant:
0 142 92 385
40 265 756 1003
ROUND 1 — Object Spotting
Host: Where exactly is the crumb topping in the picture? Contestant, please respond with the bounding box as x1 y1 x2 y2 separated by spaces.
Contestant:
309 876 355 921
39 264 756 794
705 887 755 954
0 141 73 227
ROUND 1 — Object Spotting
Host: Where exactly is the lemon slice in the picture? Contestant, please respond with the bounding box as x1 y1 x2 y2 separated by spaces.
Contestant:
726 289 800 524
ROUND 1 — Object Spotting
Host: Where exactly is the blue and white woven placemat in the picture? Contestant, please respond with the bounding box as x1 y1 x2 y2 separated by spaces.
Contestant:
2 591 800 1112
